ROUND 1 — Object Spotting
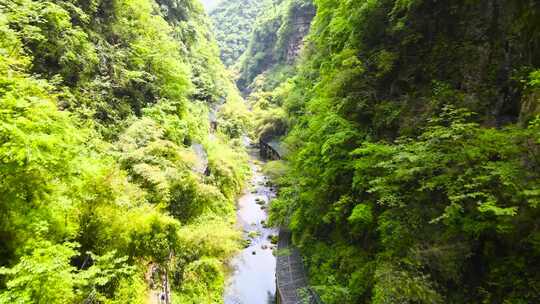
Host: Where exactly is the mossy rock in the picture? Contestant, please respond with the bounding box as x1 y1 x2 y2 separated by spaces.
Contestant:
248 230 261 238
269 234 278 244
242 239 252 248
519 90 540 125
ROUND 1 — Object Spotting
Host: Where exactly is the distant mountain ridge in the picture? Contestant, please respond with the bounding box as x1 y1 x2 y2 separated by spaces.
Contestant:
209 0 266 66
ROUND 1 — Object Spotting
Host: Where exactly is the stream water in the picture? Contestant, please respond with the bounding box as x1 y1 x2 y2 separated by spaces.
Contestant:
223 141 278 304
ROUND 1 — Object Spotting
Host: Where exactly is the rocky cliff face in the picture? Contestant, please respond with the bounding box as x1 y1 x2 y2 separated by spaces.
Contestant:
236 0 315 91
282 1 315 63
520 91 540 125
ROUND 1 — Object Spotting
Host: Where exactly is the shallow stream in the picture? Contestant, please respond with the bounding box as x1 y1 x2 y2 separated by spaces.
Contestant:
223 143 278 304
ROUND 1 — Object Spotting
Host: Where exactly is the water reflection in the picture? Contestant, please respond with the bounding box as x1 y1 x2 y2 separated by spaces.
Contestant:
223 145 277 304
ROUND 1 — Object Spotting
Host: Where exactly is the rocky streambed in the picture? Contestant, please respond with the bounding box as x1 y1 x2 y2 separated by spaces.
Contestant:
223 142 278 304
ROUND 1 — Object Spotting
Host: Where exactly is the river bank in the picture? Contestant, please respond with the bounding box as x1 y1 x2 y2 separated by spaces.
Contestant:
223 141 278 304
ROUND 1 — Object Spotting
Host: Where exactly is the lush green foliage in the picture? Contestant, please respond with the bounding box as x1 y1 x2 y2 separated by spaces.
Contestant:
0 0 250 302
232 0 314 144
209 0 265 66
3 0 540 302
235 0 315 91
265 0 540 303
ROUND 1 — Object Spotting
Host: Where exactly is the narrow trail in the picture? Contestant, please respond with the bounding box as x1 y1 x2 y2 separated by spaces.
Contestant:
147 262 171 304
223 139 278 304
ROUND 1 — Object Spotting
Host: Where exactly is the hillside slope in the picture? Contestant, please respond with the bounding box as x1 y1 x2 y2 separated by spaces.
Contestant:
209 0 265 66
235 0 315 91
265 0 540 303
0 0 249 302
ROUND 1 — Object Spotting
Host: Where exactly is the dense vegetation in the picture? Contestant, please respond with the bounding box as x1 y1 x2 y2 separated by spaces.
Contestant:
0 0 250 303
254 0 540 303
235 0 314 92
209 0 265 66
2 0 540 303
229 0 314 146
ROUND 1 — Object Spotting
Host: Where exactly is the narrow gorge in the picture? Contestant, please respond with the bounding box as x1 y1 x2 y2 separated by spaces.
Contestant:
1 0 540 304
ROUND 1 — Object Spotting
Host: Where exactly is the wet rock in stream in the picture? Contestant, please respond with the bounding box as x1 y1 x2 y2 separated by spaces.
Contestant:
242 239 252 248
269 235 278 244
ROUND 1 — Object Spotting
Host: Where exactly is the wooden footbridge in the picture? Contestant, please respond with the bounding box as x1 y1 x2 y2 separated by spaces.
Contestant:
275 230 324 304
